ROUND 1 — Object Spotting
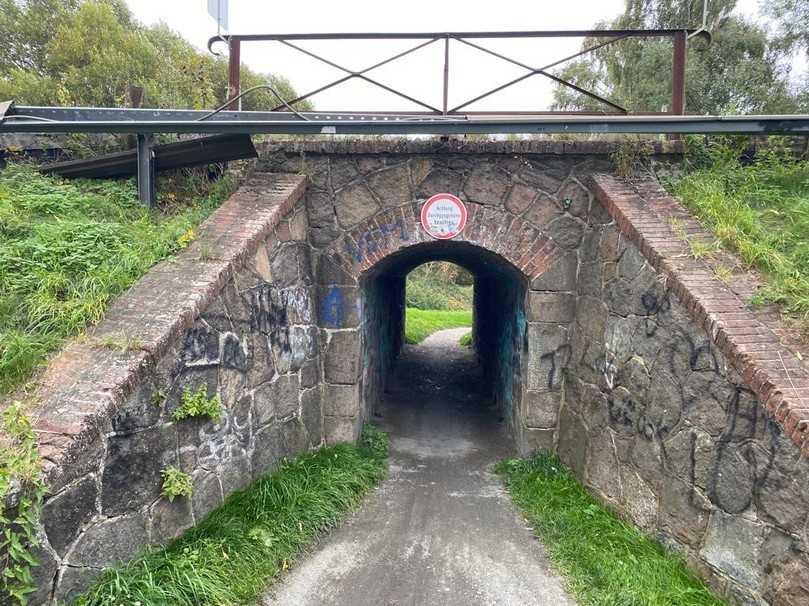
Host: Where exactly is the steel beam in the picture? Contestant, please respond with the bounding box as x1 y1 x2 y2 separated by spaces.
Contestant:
136 133 155 208
2 107 808 135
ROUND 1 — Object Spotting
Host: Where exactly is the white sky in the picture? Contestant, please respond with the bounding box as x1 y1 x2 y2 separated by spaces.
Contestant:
124 0 766 113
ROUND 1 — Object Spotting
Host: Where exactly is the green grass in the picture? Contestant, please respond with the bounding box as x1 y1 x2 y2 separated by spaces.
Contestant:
0 163 235 396
498 454 724 606
405 308 473 344
77 425 388 606
459 331 472 347
669 140 809 332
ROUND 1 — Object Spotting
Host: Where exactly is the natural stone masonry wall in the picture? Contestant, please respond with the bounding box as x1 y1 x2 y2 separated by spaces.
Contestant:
256 140 682 452
561 175 809 606
10 139 803 605
4 173 325 605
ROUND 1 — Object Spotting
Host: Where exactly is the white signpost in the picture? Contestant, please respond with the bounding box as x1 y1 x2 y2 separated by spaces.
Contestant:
207 0 229 33
421 193 467 240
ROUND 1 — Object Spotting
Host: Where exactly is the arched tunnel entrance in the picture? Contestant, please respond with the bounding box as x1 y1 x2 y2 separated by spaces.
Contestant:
359 241 528 449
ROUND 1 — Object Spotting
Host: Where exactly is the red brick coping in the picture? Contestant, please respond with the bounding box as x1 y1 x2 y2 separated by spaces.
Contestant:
19 174 306 486
592 174 809 457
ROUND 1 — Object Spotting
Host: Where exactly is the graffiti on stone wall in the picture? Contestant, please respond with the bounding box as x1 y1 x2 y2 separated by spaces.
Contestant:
247 283 314 371
320 285 345 328
182 324 248 372
344 217 409 263
539 344 572 391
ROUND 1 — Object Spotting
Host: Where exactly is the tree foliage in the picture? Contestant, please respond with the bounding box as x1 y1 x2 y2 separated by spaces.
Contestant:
0 0 309 111
551 0 801 114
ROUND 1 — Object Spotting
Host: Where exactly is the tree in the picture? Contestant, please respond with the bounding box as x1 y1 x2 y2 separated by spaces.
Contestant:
0 0 309 111
763 0 809 59
551 0 797 114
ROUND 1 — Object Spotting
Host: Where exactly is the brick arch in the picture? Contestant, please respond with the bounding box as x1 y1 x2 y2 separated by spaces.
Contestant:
322 201 564 283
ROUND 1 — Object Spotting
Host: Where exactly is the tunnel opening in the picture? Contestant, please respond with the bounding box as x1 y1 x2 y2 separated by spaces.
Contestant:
358 241 528 445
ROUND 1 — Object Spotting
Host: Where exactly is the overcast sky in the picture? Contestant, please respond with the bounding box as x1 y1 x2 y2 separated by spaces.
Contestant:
124 0 765 113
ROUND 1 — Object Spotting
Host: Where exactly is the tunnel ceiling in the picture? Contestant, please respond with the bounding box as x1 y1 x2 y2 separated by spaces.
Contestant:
363 240 528 284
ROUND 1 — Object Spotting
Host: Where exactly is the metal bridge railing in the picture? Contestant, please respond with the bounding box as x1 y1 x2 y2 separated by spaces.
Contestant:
208 29 708 117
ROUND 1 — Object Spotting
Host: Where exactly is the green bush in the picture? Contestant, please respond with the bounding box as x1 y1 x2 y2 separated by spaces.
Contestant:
405 262 473 311
172 386 222 422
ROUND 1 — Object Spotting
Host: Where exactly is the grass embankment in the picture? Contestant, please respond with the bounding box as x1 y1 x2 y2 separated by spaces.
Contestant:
459 331 472 347
670 142 809 333
404 308 473 345
78 426 388 606
404 262 473 344
499 454 724 606
0 163 235 397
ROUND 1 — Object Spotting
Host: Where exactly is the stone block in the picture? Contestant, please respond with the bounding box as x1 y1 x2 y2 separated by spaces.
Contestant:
585 430 622 503
54 565 103 605
324 415 361 444
322 383 360 418
524 390 562 428
318 285 361 328
149 495 193 543
505 183 537 214
111 381 162 433
659 477 711 548
300 359 319 388
557 406 587 478
523 192 562 227
416 168 463 197
530 252 577 292
219 453 252 496
252 423 283 476
191 471 223 522
28 538 58 606
301 386 323 445
527 292 576 323
254 373 299 426
557 179 591 219
520 428 556 455
101 424 177 515
269 243 302 287
464 163 510 205
324 330 361 384
700 510 766 591
69 512 149 567
335 182 380 228
42 476 98 557
367 163 411 207
546 215 584 249
620 470 658 531
526 323 569 392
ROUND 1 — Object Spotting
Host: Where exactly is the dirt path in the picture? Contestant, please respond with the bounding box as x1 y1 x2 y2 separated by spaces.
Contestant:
261 328 575 606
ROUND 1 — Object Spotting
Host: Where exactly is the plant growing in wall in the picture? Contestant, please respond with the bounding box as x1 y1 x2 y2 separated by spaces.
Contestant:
172 386 223 422
0 403 47 604
161 467 193 502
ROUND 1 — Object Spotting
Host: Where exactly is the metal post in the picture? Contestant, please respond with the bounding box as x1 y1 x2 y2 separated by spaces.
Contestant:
442 35 450 115
136 133 156 208
226 37 241 111
672 30 687 115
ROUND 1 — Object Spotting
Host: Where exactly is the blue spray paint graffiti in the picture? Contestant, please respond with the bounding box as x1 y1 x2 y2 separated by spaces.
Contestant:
320 286 345 328
344 218 409 263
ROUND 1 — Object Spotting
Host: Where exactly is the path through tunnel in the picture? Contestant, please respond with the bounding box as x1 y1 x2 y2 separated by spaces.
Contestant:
360 241 528 450
270 243 576 605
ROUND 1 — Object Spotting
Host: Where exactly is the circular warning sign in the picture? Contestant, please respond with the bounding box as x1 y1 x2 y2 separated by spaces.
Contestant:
421 193 467 240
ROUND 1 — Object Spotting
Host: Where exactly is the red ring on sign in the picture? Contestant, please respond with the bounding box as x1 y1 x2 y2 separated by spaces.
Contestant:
420 193 467 240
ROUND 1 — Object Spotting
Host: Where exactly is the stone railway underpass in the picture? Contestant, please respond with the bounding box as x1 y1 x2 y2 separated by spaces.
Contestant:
4 139 809 605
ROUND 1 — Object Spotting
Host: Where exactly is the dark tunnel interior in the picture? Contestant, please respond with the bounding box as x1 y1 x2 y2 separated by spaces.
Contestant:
359 241 528 433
